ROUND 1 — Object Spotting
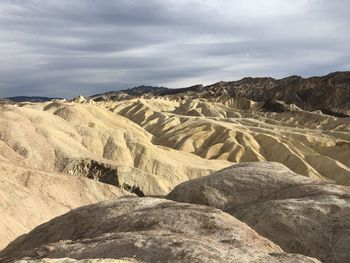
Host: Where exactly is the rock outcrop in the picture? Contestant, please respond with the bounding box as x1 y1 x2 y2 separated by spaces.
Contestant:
167 162 350 263
0 197 319 263
16 259 134 263
0 160 130 250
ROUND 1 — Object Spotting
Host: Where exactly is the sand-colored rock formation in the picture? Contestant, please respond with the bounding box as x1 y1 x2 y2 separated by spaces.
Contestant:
0 102 229 196
1 83 350 262
0 160 129 250
0 197 320 263
0 100 231 251
2 96 349 193
102 98 350 185
167 162 350 263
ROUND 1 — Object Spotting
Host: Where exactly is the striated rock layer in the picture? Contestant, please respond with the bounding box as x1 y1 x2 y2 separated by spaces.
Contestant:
0 102 229 196
103 98 350 186
0 197 319 263
167 162 350 263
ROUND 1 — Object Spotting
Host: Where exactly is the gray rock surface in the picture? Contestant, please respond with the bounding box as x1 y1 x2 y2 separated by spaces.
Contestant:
16 259 134 263
167 162 350 263
0 197 319 263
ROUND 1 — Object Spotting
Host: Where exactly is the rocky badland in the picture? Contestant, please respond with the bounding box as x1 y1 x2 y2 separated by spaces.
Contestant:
1 71 350 262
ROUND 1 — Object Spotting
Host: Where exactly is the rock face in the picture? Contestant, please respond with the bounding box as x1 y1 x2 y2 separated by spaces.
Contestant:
167 162 350 263
0 160 130 250
0 197 319 263
261 99 302 113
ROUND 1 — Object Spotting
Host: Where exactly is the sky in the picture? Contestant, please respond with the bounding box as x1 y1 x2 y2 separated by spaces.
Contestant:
0 0 350 98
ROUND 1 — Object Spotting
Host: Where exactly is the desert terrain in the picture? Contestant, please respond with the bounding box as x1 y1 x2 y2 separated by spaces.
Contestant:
1 72 350 262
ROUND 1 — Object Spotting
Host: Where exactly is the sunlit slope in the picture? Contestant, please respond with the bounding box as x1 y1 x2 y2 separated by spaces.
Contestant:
0 102 230 195
0 160 129 250
103 98 350 185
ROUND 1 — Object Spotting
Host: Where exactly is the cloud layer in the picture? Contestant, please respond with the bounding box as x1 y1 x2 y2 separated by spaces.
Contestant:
0 0 349 97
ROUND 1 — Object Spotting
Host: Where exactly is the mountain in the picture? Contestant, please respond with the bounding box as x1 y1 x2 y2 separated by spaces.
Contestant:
90 71 350 116
91 85 168 101
5 96 62 102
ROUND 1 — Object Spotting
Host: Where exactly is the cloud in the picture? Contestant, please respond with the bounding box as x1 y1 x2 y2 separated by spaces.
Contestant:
0 0 349 98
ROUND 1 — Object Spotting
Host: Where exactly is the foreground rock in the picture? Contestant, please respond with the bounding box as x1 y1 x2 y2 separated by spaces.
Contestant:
16 259 133 263
0 160 130 250
0 197 319 263
167 162 350 263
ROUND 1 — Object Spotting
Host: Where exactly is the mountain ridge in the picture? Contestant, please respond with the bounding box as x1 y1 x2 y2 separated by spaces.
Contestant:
90 71 350 115
5 96 63 103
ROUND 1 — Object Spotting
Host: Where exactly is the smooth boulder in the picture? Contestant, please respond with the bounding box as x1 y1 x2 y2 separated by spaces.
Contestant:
167 162 350 263
0 197 319 263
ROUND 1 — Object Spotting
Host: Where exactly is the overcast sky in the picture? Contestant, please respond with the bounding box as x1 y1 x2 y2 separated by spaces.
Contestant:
0 0 349 98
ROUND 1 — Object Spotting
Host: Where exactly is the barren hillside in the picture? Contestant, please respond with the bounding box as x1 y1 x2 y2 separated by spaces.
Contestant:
1 72 350 261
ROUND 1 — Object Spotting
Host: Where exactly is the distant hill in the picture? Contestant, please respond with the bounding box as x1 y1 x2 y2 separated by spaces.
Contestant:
90 71 350 116
5 96 62 102
90 85 168 101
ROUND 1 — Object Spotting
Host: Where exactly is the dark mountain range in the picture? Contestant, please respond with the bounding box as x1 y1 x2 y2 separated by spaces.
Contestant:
90 71 350 115
5 96 62 102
